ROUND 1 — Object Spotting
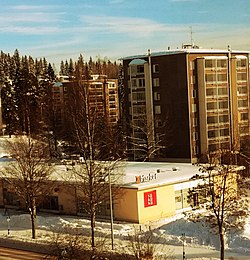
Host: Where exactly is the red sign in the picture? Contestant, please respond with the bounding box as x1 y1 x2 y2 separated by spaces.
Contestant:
144 190 157 207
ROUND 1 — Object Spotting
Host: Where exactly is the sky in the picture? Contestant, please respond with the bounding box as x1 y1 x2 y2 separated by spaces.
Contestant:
0 0 249 68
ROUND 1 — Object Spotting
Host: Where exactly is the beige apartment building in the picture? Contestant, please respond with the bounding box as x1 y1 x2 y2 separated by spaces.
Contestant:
51 75 119 138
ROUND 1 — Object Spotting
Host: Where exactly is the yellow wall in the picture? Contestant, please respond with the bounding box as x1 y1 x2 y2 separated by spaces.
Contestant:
114 188 139 222
113 184 177 224
137 185 176 223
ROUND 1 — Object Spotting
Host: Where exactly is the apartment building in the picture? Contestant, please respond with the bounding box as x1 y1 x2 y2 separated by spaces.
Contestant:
122 47 250 162
51 75 119 138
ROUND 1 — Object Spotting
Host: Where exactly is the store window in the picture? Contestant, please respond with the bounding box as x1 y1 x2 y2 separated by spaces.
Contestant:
40 196 59 211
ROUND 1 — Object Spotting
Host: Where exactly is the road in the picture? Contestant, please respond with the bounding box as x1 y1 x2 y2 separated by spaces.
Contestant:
0 247 55 260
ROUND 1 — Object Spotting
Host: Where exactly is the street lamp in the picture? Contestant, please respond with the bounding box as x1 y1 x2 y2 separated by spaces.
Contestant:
182 233 186 260
109 169 114 250
7 216 10 235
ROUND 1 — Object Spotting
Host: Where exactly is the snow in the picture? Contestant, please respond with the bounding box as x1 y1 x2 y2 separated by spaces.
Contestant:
0 209 249 259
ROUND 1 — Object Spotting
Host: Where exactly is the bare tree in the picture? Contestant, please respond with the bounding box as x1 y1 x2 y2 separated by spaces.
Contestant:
126 226 175 260
126 113 172 161
67 81 124 256
1 135 55 239
187 150 249 260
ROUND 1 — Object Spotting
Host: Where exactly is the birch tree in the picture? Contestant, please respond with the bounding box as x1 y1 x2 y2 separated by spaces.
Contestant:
67 81 124 256
1 135 55 239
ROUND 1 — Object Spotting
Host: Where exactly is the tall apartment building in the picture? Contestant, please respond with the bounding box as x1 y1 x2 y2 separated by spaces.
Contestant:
51 75 119 138
122 47 250 162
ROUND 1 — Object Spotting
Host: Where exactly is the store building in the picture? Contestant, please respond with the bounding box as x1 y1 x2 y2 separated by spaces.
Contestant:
0 160 209 223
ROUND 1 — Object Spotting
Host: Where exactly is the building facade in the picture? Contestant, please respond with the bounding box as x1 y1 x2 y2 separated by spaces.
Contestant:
122 47 250 162
51 75 119 138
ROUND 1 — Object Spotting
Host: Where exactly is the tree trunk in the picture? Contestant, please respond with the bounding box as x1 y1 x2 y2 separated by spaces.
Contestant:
219 227 225 260
90 210 96 256
29 200 36 239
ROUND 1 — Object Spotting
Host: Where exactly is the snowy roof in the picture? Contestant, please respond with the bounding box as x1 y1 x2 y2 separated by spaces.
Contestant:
121 48 250 61
117 161 201 190
0 156 242 191
0 158 201 189
129 59 148 66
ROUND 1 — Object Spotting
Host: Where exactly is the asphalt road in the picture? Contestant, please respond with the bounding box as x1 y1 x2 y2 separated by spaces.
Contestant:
0 247 55 260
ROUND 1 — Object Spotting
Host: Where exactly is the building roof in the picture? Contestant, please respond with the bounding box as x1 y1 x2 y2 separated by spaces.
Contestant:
121 48 250 61
118 161 201 190
0 156 242 191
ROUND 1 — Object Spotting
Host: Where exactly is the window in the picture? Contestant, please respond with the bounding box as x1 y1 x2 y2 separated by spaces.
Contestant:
131 79 137 88
138 78 145 87
238 86 248 95
208 143 219 151
155 119 162 127
137 65 144 74
218 87 228 96
192 104 197 112
206 88 217 96
207 102 217 110
219 114 229 123
208 130 218 138
217 74 227 82
205 59 215 68
239 126 249 134
193 132 198 140
238 99 248 108
132 92 146 101
154 92 160 101
219 101 228 109
144 190 157 207
153 64 159 73
220 128 229 136
40 196 59 211
237 72 247 81
192 89 197 98
205 74 216 82
207 116 218 124
240 113 248 121
217 59 227 68
133 105 145 114
190 75 196 84
237 59 247 68
155 105 161 114
3 190 19 207
193 117 198 126
190 61 195 70
153 78 160 87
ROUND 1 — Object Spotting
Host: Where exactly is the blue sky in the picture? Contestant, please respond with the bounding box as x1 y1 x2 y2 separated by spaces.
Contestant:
0 0 249 67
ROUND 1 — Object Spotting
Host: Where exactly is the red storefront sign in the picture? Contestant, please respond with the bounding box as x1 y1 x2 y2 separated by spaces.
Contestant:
144 190 157 207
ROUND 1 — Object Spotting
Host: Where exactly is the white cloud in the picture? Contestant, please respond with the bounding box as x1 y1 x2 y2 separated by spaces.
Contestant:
12 5 46 10
0 12 62 23
81 15 187 37
0 26 62 35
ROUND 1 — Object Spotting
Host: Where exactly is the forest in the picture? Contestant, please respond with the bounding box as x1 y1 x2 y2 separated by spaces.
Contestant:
0 49 121 138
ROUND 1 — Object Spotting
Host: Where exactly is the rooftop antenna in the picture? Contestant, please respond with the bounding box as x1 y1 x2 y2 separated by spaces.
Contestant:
190 26 194 46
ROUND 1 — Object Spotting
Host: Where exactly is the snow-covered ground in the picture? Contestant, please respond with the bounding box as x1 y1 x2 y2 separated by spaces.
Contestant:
0 209 249 259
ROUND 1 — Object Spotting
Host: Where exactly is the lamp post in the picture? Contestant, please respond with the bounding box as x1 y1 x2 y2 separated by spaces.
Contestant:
7 216 10 235
109 169 114 250
182 233 186 260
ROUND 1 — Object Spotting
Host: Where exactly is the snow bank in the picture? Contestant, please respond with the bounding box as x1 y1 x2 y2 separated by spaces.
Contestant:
0 210 249 258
